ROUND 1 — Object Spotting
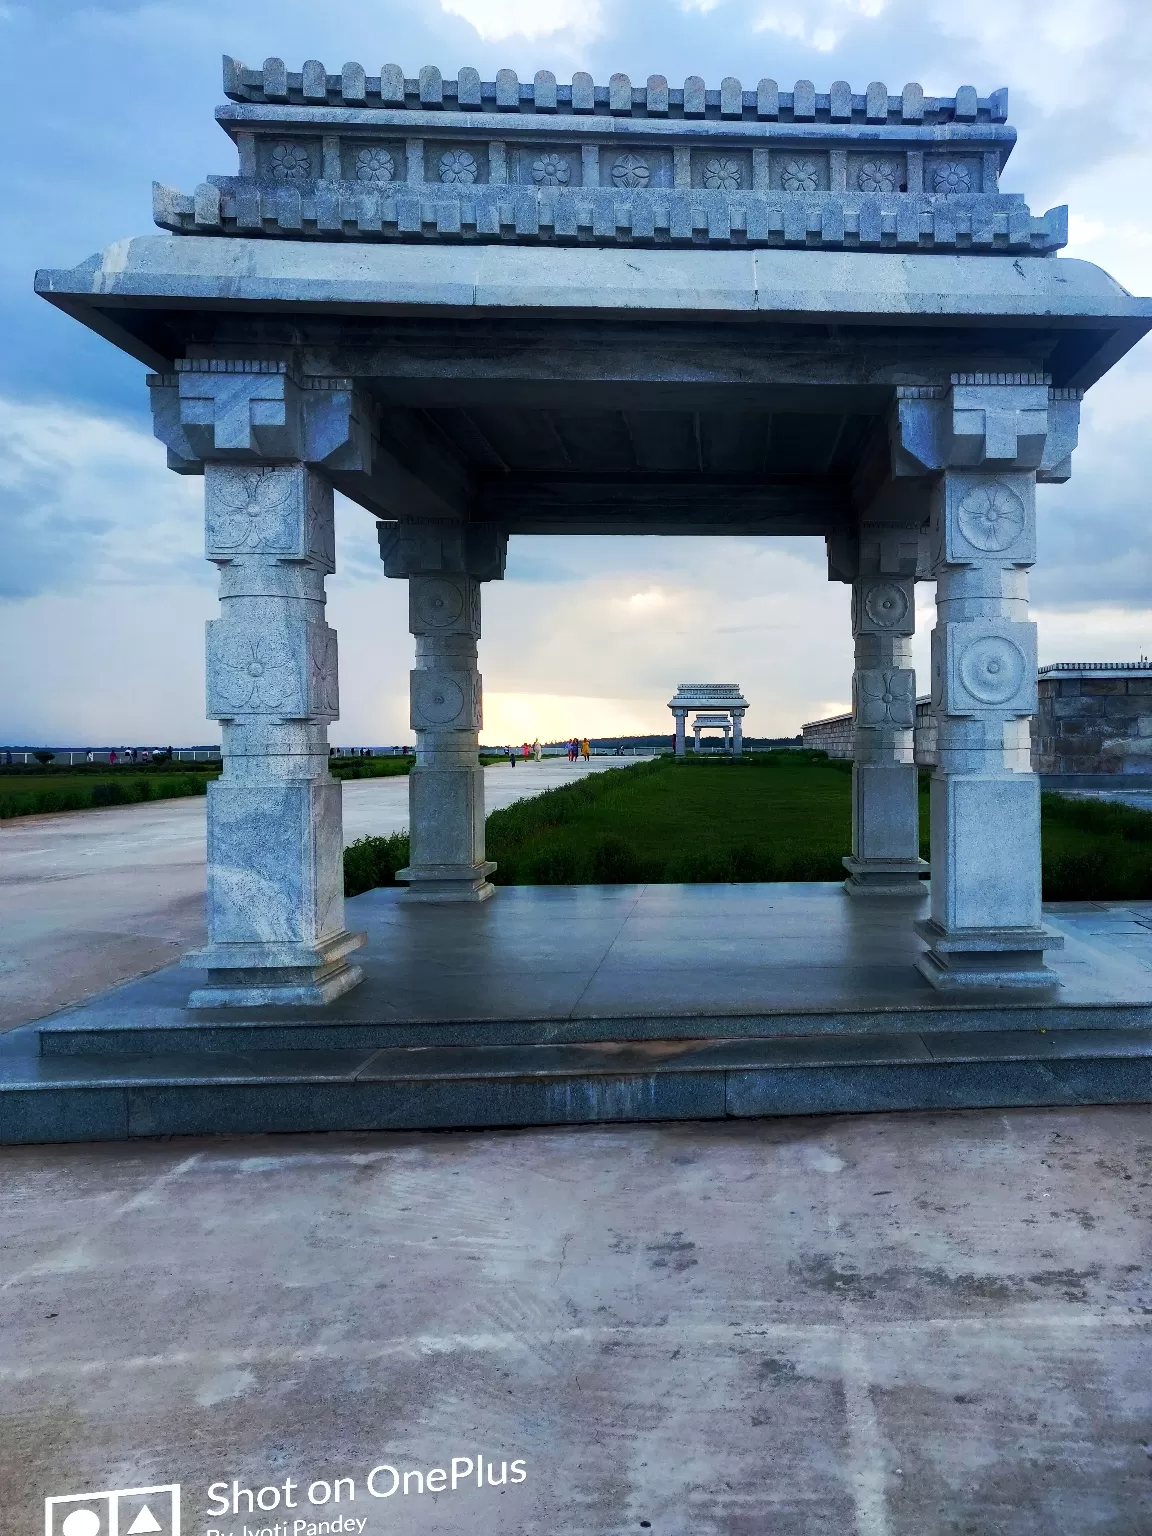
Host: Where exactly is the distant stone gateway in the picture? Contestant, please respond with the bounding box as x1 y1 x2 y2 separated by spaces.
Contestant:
668 684 748 756
34 58 1152 1004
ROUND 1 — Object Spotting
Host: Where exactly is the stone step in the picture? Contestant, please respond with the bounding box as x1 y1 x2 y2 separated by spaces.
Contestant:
3 1027 1151 1145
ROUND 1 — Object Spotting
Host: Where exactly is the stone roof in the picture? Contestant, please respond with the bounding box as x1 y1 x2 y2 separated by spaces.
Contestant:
669 684 748 709
150 56 1066 255
1038 662 1152 679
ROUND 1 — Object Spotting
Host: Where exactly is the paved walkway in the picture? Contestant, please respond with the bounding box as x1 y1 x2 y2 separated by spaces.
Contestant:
2 1106 1148 1533
0 757 650 1031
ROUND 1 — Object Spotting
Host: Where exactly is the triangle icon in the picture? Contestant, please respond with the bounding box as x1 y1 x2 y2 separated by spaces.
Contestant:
127 1510 162 1535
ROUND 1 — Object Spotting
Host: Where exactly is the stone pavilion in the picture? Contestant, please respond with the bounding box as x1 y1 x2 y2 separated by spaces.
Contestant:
34 58 1152 1016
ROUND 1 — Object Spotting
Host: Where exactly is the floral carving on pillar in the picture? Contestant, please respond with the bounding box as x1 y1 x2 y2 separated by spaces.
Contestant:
206 467 299 555
209 631 302 714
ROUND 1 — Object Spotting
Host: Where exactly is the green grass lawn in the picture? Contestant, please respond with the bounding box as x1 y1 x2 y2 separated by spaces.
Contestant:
344 752 1152 901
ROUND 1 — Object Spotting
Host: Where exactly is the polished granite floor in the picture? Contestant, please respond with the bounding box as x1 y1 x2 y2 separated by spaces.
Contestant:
19 883 1152 1056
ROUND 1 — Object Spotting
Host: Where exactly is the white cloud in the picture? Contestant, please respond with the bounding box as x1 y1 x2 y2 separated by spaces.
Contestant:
438 0 603 45
0 396 204 600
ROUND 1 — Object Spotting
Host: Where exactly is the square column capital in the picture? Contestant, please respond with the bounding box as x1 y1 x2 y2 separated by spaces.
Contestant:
379 521 508 581
891 377 1081 480
148 362 374 473
827 523 928 583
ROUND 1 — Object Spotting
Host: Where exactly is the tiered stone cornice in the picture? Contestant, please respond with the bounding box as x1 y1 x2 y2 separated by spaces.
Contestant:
150 57 1066 254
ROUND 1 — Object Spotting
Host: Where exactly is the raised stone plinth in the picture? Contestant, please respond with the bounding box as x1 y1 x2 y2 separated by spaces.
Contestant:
5 884 1152 1144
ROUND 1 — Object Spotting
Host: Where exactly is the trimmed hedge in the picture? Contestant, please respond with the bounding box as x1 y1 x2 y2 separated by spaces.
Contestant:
0 773 211 819
344 833 411 897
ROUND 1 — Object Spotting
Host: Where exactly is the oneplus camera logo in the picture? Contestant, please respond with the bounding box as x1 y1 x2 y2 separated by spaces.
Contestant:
46 1487 180 1536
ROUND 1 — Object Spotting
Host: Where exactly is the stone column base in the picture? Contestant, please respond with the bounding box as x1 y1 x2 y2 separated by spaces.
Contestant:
397 861 497 902
186 930 366 1008
842 856 929 897
914 918 1064 991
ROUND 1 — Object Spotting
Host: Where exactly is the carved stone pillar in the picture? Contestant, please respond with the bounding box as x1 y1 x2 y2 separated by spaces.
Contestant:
673 708 687 757
829 525 929 897
149 360 374 1006
380 522 507 902
731 709 744 757
894 376 1082 988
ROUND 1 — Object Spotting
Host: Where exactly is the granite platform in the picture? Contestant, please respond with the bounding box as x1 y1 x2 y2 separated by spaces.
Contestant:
4 882 1152 1144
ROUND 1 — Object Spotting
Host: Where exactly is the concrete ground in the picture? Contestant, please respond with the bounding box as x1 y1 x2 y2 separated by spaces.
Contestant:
0 757 647 1032
2 1108 1149 1535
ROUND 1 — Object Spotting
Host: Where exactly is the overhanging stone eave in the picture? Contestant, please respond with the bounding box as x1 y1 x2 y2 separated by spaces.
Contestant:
35 239 1152 386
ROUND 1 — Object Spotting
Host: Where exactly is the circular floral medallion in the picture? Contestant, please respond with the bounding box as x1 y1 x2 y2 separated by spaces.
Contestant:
414 578 465 629
863 581 910 629
780 158 821 193
413 675 466 726
269 142 311 181
858 159 898 194
932 160 972 194
703 157 742 191
611 154 650 189
532 153 571 186
355 147 395 183
958 636 1026 705
957 483 1026 551
439 149 478 185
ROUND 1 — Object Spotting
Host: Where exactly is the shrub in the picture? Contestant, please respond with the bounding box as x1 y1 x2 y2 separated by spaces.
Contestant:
344 833 410 897
589 836 646 884
526 846 588 885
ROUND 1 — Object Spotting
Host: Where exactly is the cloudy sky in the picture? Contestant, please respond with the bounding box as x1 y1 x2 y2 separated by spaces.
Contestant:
2 0 1151 746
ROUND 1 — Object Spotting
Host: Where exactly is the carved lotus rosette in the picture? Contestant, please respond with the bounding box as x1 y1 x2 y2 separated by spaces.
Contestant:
956 482 1026 552
857 159 899 194
439 149 478 185
854 668 916 728
206 624 305 717
206 466 301 556
780 158 821 193
355 147 395 183
532 154 571 186
932 160 973 194
703 157 742 191
269 142 311 181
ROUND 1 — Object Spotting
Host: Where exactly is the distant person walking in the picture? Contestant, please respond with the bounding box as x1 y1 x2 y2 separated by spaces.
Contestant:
522 742 530 761
532 739 541 762
507 745 517 767
109 749 118 765
581 737 591 762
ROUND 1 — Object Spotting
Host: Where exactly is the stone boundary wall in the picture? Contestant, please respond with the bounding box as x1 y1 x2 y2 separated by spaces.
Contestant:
805 664 1152 776
803 699 937 765
1035 663 1152 775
